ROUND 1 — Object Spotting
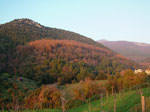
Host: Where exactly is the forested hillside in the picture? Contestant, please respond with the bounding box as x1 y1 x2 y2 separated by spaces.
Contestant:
0 19 138 80
15 39 137 85
98 40 150 64
0 19 105 48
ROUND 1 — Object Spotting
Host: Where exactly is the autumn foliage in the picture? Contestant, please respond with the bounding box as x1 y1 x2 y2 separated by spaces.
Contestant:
106 69 147 94
15 39 137 85
27 39 130 65
25 85 61 109
73 78 103 101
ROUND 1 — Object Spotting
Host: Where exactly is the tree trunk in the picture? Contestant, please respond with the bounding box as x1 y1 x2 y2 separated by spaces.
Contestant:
106 90 108 103
112 86 114 96
87 99 91 112
141 92 145 112
119 86 121 98
114 93 116 112
100 93 102 111
61 97 66 112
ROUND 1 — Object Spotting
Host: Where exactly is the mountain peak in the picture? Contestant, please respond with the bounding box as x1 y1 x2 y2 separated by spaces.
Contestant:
11 18 42 28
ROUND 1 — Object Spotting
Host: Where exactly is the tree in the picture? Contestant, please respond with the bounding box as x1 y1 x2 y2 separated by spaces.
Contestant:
25 86 61 109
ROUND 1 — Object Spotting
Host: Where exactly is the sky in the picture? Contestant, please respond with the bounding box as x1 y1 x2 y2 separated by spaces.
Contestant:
0 0 150 43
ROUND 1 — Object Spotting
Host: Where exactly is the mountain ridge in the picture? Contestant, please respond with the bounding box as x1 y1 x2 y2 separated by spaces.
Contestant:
0 18 106 49
98 40 150 64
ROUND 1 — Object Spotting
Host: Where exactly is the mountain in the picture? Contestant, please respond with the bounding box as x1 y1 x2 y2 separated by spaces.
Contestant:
0 19 138 85
98 40 150 64
0 19 105 48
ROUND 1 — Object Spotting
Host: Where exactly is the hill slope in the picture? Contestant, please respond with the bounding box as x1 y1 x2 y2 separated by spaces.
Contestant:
0 19 105 48
98 40 150 63
0 18 108 74
15 39 137 85
68 87 150 112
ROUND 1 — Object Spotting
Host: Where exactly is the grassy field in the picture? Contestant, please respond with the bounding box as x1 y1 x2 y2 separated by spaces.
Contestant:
1 83 150 112
2 88 150 112
68 87 150 112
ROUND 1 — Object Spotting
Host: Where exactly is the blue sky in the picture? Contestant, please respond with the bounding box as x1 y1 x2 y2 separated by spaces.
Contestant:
0 0 150 43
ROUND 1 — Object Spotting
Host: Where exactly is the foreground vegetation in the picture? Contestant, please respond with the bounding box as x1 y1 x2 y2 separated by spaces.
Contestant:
69 87 150 112
1 69 150 112
1 87 150 112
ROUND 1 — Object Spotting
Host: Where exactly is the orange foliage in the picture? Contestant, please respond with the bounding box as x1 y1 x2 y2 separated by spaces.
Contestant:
73 78 102 101
20 39 132 66
28 39 110 54
25 85 61 109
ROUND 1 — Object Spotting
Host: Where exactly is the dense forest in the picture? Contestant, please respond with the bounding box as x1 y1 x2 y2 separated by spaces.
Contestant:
15 39 137 85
